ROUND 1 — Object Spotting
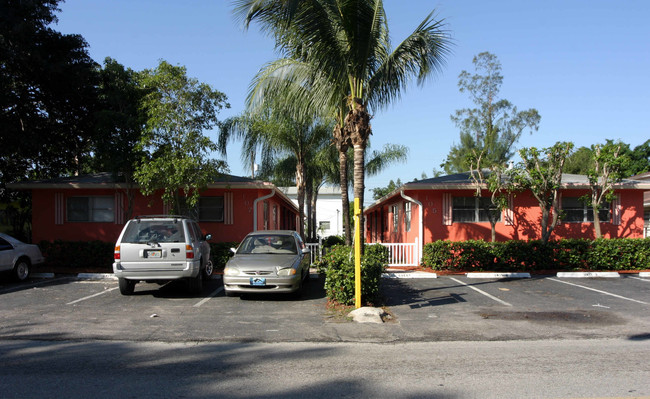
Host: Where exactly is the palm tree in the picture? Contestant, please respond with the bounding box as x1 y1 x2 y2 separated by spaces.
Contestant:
234 0 452 247
218 105 330 238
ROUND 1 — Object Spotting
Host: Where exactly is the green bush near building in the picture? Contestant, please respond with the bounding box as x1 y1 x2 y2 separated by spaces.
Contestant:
421 238 650 272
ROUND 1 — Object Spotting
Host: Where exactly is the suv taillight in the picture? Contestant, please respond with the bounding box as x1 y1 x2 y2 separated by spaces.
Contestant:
185 245 194 259
114 246 120 260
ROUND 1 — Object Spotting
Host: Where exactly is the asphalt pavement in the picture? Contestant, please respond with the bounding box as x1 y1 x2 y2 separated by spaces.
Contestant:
1 272 649 343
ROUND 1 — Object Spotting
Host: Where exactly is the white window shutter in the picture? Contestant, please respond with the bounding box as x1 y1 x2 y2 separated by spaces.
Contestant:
114 192 125 224
55 192 64 225
224 192 234 225
442 193 452 226
612 193 622 225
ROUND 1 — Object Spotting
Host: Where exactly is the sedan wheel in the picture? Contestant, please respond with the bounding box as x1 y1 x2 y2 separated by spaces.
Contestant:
13 259 30 281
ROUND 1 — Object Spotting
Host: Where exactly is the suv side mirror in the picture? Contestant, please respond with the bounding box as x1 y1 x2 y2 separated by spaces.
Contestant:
230 247 237 254
301 248 311 254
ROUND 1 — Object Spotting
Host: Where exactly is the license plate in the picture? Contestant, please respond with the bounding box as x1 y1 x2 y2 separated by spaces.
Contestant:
146 250 162 259
250 277 266 286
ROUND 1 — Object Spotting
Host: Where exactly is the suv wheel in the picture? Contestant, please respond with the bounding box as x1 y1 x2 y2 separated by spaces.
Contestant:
204 259 214 279
118 278 136 295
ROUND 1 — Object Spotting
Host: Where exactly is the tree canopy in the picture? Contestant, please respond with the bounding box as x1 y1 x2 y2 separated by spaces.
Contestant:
134 60 230 212
1 0 99 194
443 52 540 174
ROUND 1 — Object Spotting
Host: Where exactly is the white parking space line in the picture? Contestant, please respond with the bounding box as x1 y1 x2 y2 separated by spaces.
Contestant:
193 286 224 307
548 278 649 305
630 277 650 282
450 277 513 307
0 277 70 295
67 287 119 305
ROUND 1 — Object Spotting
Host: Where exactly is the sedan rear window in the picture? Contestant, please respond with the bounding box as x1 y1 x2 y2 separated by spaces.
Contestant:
122 221 186 243
237 235 297 254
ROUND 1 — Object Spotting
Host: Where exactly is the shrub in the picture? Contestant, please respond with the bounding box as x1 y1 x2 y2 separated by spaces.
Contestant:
209 242 239 271
39 240 114 272
421 238 650 272
323 244 388 306
322 235 345 248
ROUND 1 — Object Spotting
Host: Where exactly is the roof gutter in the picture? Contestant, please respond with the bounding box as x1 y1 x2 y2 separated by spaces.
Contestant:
400 189 423 265
253 188 275 232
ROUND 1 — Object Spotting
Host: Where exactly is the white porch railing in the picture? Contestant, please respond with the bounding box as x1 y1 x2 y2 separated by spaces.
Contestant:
374 242 419 267
306 240 419 267
306 243 323 264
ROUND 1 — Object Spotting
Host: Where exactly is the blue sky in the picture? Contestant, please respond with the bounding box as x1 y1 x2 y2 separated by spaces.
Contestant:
56 1 649 203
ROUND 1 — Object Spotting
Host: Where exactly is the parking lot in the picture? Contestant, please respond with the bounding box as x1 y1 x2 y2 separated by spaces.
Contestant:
1 273 649 343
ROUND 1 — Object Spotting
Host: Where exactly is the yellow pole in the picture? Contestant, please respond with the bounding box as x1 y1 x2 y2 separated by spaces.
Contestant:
354 198 362 309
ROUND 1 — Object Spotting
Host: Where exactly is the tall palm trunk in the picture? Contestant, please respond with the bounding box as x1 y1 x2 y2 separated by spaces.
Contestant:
306 177 313 241
346 99 372 252
334 123 352 245
295 158 306 238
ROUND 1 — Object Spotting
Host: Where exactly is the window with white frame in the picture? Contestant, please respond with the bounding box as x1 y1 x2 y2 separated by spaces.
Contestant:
404 202 412 232
198 197 224 222
562 197 611 222
67 196 114 222
452 196 500 223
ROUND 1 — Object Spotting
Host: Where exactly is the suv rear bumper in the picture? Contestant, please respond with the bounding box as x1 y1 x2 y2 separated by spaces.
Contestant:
113 260 201 280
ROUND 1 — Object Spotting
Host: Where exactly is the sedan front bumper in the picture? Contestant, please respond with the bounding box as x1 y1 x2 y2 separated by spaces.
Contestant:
223 274 302 294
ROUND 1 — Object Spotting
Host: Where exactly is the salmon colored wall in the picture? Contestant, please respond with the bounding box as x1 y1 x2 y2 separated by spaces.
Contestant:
364 195 420 245
365 188 645 244
31 187 298 244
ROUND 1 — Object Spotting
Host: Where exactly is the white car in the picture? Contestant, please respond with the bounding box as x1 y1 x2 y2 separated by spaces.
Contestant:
113 215 212 295
0 233 45 281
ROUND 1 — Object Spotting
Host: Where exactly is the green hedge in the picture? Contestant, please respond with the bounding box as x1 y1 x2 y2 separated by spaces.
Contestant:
209 242 239 271
39 240 114 271
38 240 240 273
322 244 388 306
421 238 650 272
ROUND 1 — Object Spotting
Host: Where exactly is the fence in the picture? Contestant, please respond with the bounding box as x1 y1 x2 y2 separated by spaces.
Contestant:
305 240 419 267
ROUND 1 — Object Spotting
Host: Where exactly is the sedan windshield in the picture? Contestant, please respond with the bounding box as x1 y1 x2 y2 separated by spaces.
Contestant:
237 235 297 254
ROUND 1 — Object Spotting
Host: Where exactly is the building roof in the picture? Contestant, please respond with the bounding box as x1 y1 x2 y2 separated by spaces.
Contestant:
365 171 650 213
278 185 342 197
8 172 268 189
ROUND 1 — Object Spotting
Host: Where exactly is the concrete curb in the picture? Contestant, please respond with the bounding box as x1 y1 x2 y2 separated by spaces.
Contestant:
466 272 531 279
31 272 55 279
640 272 650 278
77 273 118 280
382 272 438 279
31 273 224 280
556 272 620 278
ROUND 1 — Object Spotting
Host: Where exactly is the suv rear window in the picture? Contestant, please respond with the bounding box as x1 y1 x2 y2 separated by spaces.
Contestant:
121 221 186 243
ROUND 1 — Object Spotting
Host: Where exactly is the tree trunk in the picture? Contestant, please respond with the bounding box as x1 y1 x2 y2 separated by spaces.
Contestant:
295 160 306 238
311 185 319 241
334 123 352 245
306 178 313 241
339 150 351 245
346 99 371 253
490 221 496 243
593 207 602 239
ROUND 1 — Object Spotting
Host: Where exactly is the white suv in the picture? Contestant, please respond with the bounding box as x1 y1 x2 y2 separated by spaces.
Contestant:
113 215 213 295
